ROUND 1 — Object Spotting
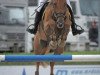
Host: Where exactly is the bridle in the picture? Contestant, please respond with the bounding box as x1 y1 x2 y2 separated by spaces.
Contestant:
53 12 67 28
50 2 69 41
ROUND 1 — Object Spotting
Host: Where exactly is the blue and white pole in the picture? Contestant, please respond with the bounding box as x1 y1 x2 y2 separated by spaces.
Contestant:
0 55 100 62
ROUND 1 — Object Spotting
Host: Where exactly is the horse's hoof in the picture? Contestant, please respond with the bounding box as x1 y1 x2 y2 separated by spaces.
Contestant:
35 71 39 75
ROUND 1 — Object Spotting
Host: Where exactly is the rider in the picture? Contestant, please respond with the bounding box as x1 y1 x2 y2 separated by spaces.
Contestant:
27 0 84 35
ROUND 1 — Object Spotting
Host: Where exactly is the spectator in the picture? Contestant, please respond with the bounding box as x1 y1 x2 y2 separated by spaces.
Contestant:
89 20 98 44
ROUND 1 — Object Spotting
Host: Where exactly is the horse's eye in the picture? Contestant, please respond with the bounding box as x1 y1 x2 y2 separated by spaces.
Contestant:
64 3 67 6
53 3 56 6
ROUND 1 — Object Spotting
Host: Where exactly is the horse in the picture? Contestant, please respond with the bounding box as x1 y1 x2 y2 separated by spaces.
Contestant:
34 0 72 75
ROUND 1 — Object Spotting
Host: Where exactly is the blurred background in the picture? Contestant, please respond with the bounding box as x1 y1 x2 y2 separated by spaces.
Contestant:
0 0 100 54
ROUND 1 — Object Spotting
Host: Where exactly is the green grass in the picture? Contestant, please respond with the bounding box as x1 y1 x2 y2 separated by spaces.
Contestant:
0 50 100 55
0 62 100 66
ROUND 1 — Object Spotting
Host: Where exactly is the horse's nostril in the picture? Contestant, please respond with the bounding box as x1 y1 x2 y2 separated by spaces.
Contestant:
57 24 64 28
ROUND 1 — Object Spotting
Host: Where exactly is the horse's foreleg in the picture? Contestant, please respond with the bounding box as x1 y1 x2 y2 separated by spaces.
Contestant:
50 62 55 75
50 47 64 75
34 35 41 75
35 62 40 75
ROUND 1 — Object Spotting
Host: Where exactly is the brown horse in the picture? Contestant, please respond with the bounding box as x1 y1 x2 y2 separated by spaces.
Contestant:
34 0 72 75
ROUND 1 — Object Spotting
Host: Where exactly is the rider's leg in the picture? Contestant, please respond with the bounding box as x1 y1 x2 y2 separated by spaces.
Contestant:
67 4 84 35
27 0 48 34
66 0 84 35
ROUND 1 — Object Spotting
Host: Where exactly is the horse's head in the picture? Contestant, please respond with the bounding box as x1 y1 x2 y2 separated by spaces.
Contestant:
50 0 69 29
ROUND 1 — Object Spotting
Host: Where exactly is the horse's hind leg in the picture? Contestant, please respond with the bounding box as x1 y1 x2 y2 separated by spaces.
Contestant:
50 62 55 75
34 35 41 75
35 62 40 75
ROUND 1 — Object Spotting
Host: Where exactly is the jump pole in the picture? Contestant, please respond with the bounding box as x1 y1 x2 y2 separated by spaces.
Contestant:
0 55 100 62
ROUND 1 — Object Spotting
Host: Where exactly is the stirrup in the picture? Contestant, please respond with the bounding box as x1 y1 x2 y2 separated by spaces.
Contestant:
26 24 35 34
26 24 34 31
75 24 84 31
72 24 84 35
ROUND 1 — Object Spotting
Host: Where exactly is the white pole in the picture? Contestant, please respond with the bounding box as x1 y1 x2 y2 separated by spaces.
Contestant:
0 55 5 61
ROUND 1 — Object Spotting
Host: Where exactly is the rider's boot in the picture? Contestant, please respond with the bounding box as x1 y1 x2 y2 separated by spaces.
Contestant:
27 2 49 34
27 11 41 34
67 5 84 35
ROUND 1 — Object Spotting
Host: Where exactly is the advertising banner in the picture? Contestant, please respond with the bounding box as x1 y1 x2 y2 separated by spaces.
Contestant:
0 65 100 75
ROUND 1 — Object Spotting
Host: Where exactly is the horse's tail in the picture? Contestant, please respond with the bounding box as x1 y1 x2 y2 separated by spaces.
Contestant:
40 62 48 68
40 47 51 68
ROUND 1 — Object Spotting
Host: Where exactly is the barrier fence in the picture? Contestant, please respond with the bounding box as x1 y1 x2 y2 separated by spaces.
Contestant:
0 55 100 62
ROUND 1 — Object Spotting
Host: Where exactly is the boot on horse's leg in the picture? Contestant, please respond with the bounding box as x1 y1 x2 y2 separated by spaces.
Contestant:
67 5 84 35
